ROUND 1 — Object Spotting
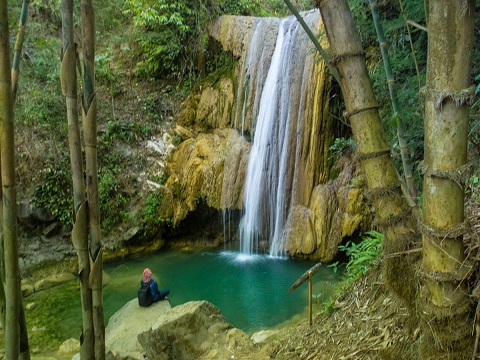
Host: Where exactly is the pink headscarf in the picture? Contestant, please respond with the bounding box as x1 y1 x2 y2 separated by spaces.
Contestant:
143 268 152 283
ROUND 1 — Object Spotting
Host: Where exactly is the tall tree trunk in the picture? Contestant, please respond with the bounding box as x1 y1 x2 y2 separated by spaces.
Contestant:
81 0 105 358
317 0 419 313
12 4 31 356
11 0 30 102
420 1 475 358
0 2 21 358
61 0 94 358
368 0 416 201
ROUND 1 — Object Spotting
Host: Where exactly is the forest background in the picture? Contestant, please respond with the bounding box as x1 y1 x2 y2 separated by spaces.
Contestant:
8 0 479 235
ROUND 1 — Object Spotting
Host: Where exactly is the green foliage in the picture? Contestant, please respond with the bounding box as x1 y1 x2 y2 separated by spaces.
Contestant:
122 0 295 80
102 118 152 144
32 167 73 225
124 0 196 79
98 169 128 230
143 192 172 227
172 134 182 145
30 0 63 26
328 137 356 162
348 0 427 194
95 50 118 85
16 35 65 132
339 231 384 283
220 0 263 16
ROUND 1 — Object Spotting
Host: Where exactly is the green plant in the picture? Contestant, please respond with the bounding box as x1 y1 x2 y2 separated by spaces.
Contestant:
102 118 152 144
95 51 117 84
143 191 172 226
98 169 128 230
327 137 356 162
339 231 384 283
32 167 73 225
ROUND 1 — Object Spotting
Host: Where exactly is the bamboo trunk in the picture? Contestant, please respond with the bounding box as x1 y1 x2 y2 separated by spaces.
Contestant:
318 0 418 310
61 0 94 358
420 1 475 357
81 0 105 358
368 0 416 200
0 2 20 358
11 0 30 102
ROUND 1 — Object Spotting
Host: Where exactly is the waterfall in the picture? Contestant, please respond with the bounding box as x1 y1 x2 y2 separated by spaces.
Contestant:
238 11 319 256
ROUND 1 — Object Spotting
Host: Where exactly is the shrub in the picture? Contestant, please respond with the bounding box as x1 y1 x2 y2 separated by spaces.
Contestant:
338 231 384 283
32 167 73 225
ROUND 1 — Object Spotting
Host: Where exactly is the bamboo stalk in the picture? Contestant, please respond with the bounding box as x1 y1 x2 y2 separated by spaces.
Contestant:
11 3 31 357
368 0 416 201
0 2 20 358
11 0 30 102
61 0 94 358
318 0 418 313
308 272 312 326
398 0 422 92
81 0 105 357
421 1 475 355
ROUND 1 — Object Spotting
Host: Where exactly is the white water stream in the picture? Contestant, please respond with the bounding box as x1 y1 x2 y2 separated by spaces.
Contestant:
239 13 317 256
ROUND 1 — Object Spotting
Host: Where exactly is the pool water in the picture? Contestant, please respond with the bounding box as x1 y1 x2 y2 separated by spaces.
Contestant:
24 246 343 351
103 246 342 333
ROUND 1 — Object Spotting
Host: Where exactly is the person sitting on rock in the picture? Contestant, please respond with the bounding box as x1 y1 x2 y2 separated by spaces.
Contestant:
140 268 170 304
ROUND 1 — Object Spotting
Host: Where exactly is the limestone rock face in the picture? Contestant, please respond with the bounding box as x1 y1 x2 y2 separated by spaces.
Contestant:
105 298 172 359
138 300 254 360
157 12 371 259
280 153 371 261
283 206 316 256
167 129 249 224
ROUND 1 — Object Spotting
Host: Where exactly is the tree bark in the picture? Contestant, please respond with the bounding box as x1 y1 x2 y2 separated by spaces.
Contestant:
318 0 419 311
420 1 475 357
0 2 20 358
61 0 94 358
11 0 30 102
368 0 416 201
81 0 105 358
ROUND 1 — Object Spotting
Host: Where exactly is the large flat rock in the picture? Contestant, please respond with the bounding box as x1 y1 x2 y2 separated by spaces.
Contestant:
105 298 171 359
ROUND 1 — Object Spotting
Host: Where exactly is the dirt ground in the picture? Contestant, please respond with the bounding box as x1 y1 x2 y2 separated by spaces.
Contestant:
249 199 480 360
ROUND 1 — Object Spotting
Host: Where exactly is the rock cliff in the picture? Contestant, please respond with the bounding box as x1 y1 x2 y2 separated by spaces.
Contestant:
157 12 371 260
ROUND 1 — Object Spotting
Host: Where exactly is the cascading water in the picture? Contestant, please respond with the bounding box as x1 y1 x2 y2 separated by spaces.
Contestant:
238 11 319 256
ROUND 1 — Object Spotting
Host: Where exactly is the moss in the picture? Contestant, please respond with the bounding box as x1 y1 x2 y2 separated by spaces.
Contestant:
25 281 81 352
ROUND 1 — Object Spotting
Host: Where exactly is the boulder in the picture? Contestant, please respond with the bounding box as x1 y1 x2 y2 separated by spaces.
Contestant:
138 300 255 360
251 330 280 345
17 200 55 226
58 338 80 356
105 298 172 359
22 283 35 297
34 272 76 292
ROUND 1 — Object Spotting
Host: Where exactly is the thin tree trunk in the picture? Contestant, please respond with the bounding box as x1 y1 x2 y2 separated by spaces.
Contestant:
420 1 475 357
317 0 419 312
0 2 20 358
81 0 105 358
11 0 30 102
61 0 94 358
368 0 416 201
11 3 31 356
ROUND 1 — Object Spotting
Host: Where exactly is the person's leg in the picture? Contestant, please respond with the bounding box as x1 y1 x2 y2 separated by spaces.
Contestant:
158 289 170 300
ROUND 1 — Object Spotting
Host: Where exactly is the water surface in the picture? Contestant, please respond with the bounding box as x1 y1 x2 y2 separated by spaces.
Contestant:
24 246 342 351
103 246 341 333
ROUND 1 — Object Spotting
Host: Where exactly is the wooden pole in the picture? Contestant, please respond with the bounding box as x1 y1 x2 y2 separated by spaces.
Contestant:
308 271 313 326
